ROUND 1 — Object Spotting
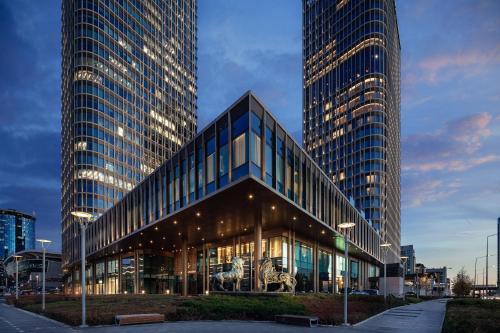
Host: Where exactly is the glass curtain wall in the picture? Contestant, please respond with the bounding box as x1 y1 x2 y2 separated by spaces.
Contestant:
295 241 313 292
319 250 332 292
121 255 135 294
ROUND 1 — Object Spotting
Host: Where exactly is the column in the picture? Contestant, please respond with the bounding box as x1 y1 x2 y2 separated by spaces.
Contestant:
254 214 262 292
202 243 206 294
333 248 337 293
182 237 188 296
287 228 292 274
291 231 295 277
313 240 318 293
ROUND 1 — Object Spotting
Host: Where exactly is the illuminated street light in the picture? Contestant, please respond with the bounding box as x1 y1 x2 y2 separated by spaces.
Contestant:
380 243 392 303
13 255 23 300
338 222 355 326
400 256 408 301
36 239 52 311
71 211 93 327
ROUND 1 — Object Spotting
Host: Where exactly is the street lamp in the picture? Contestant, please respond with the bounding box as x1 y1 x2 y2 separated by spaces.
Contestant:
338 222 355 326
380 242 392 303
474 254 494 298
36 239 52 311
71 211 93 327
13 255 23 300
401 256 408 301
486 233 497 297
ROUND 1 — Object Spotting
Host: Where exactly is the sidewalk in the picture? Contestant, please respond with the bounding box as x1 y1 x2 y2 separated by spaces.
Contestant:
350 298 448 333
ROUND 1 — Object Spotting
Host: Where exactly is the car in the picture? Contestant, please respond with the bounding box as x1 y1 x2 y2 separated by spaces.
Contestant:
363 289 380 296
405 291 417 298
351 290 369 295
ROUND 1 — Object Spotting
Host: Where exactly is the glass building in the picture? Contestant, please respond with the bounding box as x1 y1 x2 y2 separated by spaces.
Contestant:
0 209 36 259
64 92 382 295
400 244 415 275
302 0 401 262
61 0 198 267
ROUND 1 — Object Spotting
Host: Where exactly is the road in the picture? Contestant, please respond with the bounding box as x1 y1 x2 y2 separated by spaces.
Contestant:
0 298 448 333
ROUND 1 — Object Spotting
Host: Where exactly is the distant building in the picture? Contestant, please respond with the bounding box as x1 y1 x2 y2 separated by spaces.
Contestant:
401 245 416 275
426 266 450 296
4 250 63 292
415 263 425 274
0 209 36 259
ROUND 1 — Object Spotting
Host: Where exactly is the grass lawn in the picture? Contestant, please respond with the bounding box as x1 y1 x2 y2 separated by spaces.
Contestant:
7 293 411 326
441 298 500 333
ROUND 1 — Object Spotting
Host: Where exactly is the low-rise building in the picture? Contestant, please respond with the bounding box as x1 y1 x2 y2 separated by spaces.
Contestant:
63 92 385 295
5 250 63 292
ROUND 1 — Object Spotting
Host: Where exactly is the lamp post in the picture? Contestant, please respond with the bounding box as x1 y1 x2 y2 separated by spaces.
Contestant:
71 211 93 328
36 239 52 311
401 256 408 301
338 222 355 326
13 255 23 300
474 255 493 298
486 233 497 297
380 243 391 303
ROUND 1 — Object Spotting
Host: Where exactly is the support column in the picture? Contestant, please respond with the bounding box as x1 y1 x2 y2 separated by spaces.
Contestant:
202 243 206 294
313 240 318 293
287 228 292 273
182 237 188 296
291 231 295 277
333 248 337 293
254 214 262 292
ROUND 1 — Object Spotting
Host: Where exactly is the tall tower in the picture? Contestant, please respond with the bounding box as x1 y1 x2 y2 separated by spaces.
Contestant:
61 0 197 267
302 0 401 262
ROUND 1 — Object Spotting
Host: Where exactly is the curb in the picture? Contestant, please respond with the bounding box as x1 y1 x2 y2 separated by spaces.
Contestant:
2 303 76 331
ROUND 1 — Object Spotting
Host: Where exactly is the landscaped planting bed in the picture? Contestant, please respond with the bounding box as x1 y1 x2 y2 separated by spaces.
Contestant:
7 293 408 326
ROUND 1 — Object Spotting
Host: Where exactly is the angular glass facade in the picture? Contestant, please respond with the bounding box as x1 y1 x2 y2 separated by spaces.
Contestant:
0 209 36 259
302 0 401 261
61 0 198 267
64 92 383 295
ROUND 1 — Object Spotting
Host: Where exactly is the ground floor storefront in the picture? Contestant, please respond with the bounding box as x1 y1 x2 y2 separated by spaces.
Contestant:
65 226 380 296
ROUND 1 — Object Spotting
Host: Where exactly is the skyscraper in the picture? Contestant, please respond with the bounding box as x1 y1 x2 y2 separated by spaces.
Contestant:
61 0 197 267
302 0 400 262
0 209 36 259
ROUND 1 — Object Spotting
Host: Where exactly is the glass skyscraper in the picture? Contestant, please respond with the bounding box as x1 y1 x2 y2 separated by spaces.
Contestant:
302 0 400 262
61 0 197 267
0 209 36 259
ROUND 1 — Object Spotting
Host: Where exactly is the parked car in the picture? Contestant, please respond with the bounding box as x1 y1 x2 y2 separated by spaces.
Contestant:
363 289 380 296
351 289 369 295
405 291 417 298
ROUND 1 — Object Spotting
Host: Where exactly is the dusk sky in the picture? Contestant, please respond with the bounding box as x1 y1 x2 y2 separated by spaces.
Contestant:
0 0 498 283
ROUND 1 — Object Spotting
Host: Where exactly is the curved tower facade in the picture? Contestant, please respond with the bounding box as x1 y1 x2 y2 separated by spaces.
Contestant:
61 0 197 267
302 0 400 262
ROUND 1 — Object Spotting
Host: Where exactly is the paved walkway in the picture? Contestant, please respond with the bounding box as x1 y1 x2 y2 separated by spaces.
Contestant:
0 300 74 333
0 298 448 333
350 298 448 333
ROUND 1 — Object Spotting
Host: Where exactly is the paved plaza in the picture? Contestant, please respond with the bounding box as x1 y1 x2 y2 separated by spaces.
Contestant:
0 298 448 333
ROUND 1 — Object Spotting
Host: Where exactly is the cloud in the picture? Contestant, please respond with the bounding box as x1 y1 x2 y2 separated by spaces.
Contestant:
403 112 498 173
403 178 461 208
403 154 500 172
408 45 500 85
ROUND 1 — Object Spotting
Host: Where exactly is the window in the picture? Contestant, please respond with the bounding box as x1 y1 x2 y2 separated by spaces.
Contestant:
107 259 118 294
251 132 261 166
232 133 246 168
265 126 274 186
276 138 285 193
206 136 216 193
206 154 215 184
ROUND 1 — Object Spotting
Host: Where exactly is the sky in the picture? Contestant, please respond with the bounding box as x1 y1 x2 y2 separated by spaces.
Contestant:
0 0 499 284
